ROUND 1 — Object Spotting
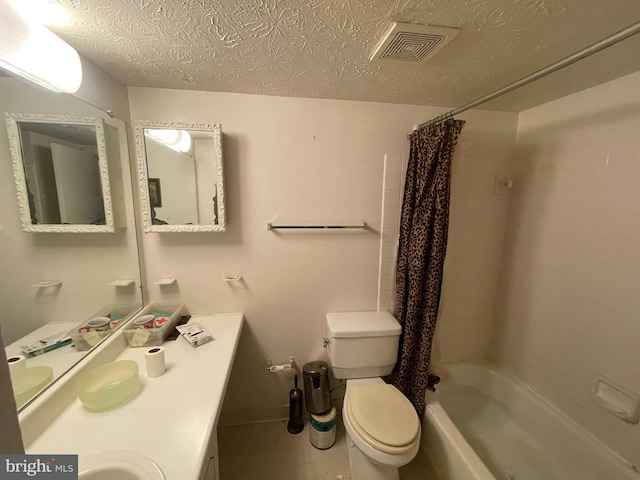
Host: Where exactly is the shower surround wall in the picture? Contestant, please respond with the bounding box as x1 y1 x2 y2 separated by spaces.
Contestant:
492 70 640 468
128 87 517 424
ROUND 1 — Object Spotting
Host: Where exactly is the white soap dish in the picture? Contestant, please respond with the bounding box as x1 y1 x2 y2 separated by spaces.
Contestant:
593 376 640 424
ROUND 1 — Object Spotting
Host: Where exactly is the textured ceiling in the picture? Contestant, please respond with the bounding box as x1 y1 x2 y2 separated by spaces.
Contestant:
51 0 640 111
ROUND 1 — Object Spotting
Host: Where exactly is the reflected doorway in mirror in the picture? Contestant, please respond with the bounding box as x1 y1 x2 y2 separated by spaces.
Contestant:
148 178 162 208
5 112 121 233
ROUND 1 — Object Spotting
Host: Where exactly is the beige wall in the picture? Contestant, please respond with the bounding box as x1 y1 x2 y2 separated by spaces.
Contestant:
491 70 640 467
128 87 518 423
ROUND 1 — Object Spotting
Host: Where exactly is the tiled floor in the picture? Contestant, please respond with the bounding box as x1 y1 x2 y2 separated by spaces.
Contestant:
217 418 439 480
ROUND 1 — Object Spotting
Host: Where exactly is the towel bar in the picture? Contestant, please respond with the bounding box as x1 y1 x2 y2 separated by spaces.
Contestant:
266 221 367 230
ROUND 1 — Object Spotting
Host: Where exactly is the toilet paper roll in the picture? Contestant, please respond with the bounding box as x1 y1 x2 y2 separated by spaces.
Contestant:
8 355 26 375
145 347 166 378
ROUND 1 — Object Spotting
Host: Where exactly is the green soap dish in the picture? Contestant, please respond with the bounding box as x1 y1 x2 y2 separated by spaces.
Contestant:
77 360 139 411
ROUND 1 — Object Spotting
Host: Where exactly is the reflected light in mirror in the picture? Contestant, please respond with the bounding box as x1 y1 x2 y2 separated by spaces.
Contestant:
145 129 192 153
0 0 82 93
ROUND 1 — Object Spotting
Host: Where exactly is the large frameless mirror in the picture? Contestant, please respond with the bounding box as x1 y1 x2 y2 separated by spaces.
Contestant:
0 73 142 411
5 113 123 233
134 121 225 233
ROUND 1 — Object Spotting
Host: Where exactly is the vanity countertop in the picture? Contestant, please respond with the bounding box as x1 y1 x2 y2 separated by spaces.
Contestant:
27 313 244 480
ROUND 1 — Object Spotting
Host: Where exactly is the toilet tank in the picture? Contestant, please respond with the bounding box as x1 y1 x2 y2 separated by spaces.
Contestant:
325 311 402 379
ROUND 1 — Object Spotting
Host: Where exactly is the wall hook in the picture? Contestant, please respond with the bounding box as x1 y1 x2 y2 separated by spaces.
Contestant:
222 275 243 282
32 281 62 288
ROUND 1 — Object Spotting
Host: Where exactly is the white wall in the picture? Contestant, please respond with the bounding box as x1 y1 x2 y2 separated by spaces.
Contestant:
491 70 640 467
128 87 518 423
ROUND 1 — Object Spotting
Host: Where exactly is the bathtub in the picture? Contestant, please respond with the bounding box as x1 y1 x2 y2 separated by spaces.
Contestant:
421 362 639 480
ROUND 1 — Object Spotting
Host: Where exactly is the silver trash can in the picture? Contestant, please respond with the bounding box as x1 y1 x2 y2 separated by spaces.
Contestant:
303 361 331 414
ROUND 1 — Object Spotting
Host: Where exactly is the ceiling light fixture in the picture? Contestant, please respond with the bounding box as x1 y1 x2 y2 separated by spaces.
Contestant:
0 0 82 93
7 0 70 27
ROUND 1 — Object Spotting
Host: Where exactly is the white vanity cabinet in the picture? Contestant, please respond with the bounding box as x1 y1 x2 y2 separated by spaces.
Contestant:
25 314 244 480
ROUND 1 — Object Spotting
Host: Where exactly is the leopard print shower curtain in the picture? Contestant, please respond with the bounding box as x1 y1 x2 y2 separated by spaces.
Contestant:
393 119 465 417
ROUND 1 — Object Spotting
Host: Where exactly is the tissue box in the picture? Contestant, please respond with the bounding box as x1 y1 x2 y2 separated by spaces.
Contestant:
176 322 212 347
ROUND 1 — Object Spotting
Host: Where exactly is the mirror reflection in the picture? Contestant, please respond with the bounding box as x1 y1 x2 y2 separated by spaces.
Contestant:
7 116 110 230
20 122 103 225
0 74 142 410
135 121 225 233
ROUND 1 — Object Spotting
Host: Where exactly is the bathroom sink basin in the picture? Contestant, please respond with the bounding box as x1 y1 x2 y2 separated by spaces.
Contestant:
79 451 164 480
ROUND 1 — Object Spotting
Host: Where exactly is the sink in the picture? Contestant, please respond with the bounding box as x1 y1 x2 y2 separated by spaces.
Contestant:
79 451 164 480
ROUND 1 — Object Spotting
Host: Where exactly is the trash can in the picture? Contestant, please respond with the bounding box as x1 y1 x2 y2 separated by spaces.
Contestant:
302 361 331 414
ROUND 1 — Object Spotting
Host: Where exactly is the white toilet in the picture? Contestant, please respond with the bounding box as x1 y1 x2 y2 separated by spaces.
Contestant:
325 311 421 480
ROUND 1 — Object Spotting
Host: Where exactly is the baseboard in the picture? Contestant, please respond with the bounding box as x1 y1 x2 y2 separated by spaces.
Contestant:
218 404 289 427
219 399 343 427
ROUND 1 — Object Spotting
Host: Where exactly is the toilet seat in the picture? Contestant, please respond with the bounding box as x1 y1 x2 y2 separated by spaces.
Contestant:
346 383 419 455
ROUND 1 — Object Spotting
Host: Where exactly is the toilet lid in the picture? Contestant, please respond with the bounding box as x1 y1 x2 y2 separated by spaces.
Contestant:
349 383 419 448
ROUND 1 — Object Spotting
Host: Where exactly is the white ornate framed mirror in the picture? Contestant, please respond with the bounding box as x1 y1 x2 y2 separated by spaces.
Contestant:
134 121 226 233
5 113 120 233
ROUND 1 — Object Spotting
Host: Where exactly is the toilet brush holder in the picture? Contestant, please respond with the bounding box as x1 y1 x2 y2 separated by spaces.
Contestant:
287 374 304 434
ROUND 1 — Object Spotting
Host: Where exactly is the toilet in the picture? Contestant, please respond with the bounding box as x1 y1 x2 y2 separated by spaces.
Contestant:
325 311 420 480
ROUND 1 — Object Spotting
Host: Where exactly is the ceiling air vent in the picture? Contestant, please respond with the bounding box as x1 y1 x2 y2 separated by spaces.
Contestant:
370 22 460 62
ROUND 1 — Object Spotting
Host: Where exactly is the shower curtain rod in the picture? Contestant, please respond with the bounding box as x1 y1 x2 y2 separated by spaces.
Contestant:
416 20 640 130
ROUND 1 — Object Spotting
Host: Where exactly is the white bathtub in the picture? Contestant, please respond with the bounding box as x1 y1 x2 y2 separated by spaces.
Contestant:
421 362 639 480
